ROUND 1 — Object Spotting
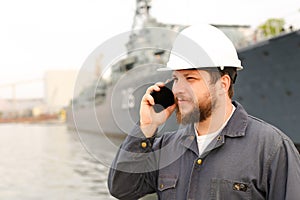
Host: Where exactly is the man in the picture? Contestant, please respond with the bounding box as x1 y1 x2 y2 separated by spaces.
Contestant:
108 24 300 200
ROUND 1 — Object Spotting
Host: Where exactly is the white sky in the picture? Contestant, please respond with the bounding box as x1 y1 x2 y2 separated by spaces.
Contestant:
0 0 299 98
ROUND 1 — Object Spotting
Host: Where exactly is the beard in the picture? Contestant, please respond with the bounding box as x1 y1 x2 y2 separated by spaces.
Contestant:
176 94 217 125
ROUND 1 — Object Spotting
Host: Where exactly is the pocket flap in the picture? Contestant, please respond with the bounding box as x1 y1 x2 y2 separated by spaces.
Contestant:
158 176 178 191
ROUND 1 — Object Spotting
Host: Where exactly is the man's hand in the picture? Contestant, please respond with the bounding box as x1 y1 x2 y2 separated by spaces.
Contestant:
140 82 176 138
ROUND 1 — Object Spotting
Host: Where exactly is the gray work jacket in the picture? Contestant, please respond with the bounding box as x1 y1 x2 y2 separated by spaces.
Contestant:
108 101 300 200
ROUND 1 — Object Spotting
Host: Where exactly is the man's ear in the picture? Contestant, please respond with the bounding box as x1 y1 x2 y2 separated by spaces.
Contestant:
220 74 231 92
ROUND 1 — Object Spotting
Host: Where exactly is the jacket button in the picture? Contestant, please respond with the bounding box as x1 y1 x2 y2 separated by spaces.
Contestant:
233 183 248 191
197 159 202 165
189 135 194 140
160 184 164 189
141 141 147 148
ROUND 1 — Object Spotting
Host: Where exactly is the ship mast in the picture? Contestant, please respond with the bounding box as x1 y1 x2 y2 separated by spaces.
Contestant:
131 0 152 30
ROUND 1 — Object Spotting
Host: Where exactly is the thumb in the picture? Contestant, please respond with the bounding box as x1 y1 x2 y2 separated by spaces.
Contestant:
164 104 176 118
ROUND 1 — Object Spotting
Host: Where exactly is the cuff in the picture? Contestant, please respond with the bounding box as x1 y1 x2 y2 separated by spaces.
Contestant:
121 124 157 153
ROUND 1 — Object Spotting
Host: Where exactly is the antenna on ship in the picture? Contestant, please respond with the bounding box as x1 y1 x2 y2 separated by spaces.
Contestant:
131 0 152 31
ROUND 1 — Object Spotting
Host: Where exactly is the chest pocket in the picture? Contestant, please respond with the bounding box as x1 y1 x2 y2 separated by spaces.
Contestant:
210 179 252 200
157 175 178 200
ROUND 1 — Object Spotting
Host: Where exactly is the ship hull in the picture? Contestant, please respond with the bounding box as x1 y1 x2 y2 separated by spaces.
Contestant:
236 30 300 150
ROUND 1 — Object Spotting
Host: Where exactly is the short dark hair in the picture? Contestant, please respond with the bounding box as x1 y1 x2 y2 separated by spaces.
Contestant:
206 67 237 99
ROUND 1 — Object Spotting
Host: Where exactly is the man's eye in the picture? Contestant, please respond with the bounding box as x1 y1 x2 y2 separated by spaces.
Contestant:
186 77 195 80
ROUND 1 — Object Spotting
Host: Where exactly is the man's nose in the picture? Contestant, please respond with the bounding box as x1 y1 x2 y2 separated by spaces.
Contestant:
172 79 187 95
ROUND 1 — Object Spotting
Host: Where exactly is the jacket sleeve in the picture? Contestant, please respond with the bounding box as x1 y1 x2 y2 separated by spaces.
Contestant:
107 124 159 200
267 137 300 200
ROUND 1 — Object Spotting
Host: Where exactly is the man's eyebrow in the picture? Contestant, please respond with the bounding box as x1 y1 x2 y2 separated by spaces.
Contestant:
182 72 199 77
183 73 193 77
172 70 202 78
172 71 200 78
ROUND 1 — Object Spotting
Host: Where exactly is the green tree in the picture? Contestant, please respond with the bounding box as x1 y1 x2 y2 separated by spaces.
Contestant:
258 18 285 37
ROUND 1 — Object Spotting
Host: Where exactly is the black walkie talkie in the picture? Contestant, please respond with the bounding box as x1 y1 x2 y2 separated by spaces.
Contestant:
150 79 175 113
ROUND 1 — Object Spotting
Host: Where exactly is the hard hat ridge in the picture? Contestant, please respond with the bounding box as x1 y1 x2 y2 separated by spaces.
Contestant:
158 24 243 71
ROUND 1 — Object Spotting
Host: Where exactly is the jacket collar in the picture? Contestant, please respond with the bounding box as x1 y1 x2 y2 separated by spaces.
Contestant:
179 125 199 156
221 101 248 138
179 101 248 153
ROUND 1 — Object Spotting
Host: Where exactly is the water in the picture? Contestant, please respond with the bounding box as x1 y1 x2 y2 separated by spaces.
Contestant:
0 123 118 200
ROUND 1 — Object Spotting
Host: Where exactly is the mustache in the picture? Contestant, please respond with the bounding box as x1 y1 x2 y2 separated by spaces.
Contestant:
175 95 194 104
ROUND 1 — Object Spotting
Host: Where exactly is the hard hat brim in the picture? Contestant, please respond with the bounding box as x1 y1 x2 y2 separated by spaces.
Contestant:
157 65 243 71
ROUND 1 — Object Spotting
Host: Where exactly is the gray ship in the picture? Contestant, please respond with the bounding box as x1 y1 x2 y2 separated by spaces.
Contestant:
67 0 300 152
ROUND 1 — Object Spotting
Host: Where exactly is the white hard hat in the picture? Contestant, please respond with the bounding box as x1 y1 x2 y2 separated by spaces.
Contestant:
158 24 243 71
